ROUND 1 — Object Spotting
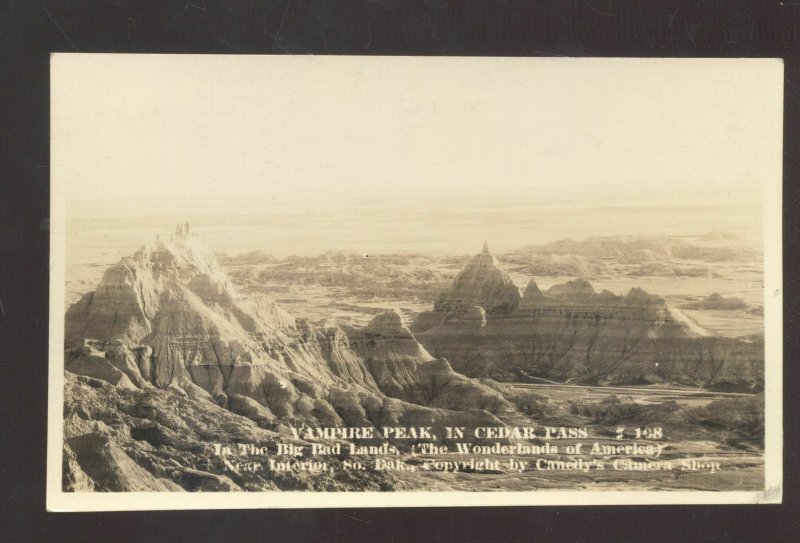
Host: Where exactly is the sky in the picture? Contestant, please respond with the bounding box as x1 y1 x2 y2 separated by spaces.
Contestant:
52 55 782 255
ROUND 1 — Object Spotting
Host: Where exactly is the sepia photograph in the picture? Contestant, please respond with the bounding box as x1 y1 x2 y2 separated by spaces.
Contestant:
47 54 783 510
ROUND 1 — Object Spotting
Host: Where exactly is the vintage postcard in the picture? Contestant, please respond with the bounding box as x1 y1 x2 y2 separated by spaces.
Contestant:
48 54 783 510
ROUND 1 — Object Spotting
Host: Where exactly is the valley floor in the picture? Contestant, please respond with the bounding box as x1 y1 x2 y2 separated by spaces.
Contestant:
388 383 763 492
400 384 764 492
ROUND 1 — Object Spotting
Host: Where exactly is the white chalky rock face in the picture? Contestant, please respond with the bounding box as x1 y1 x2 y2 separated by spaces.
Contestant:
64 223 512 427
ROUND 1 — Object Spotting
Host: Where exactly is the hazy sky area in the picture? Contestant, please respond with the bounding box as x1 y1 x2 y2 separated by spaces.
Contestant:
53 55 781 256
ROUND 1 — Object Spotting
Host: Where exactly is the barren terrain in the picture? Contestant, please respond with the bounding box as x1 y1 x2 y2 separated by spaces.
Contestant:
62 223 765 492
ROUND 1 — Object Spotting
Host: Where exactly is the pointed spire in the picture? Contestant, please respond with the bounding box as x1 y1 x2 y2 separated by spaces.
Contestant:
175 221 191 239
481 241 490 255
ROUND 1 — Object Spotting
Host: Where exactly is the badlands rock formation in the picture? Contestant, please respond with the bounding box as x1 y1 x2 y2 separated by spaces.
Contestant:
345 310 511 413
64 226 509 423
63 225 515 490
432 243 521 316
413 246 764 391
62 371 395 492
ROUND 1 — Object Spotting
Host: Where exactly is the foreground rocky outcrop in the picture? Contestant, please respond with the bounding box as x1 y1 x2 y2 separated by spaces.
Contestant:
62 369 516 492
63 224 515 491
62 372 391 491
413 246 764 391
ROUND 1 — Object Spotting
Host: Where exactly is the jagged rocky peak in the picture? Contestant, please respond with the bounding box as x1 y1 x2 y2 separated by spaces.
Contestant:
143 222 227 282
65 227 516 424
415 271 763 390
521 278 547 300
433 243 521 316
174 221 192 239
156 221 224 280
119 220 229 290
65 221 241 345
516 279 551 310
413 248 762 390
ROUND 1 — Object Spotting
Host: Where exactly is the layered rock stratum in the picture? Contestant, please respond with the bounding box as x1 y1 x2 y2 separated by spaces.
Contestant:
65 223 511 418
61 228 765 492
413 246 764 391
432 242 521 316
62 224 511 491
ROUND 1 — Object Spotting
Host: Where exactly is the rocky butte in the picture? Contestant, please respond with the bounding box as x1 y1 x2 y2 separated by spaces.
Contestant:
412 244 764 391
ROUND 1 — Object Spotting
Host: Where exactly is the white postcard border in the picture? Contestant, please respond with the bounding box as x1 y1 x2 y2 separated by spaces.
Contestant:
46 55 784 511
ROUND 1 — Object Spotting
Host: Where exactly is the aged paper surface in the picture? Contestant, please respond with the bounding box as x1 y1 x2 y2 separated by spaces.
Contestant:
48 54 783 510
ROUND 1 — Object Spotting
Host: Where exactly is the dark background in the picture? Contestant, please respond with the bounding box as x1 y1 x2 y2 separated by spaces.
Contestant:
1 1 798 541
